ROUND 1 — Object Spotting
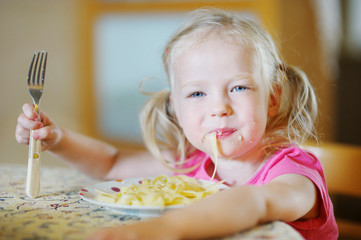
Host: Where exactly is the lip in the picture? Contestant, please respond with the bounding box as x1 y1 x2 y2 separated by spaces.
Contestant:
211 128 237 139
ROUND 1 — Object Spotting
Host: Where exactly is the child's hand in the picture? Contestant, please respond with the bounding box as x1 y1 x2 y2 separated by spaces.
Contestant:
15 103 61 151
87 219 178 240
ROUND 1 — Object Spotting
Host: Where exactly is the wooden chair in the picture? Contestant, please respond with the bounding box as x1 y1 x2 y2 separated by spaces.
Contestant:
304 142 361 239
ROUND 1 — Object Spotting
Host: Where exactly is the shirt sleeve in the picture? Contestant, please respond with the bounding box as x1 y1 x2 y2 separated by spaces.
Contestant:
250 147 338 239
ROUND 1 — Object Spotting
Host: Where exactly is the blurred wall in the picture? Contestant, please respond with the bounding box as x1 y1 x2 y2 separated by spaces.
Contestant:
279 0 338 142
0 0 86 166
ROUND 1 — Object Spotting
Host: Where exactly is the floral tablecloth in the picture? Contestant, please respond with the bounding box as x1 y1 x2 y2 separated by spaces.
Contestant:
0 164 303 240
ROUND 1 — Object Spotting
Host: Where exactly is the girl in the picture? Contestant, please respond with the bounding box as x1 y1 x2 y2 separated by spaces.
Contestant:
15 8 338 240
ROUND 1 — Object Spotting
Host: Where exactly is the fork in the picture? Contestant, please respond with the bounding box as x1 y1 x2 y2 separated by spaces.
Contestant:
26 51 48 199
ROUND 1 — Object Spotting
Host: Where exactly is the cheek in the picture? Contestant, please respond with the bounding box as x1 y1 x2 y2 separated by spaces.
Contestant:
177 108 205 142
176 101 202 127
179 112 198 132
249 97 269 122
251 109 268 128
239 104 268 134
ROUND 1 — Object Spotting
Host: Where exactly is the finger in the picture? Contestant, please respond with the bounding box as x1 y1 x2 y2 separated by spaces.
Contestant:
17 113 43 130
22 103 39 120
39 110 52 126
15 125 30 145
32 126 60 145
15 124 30 138
32 128 52 151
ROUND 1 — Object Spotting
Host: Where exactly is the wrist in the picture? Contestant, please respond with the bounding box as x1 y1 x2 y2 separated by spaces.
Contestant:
48 126 64 152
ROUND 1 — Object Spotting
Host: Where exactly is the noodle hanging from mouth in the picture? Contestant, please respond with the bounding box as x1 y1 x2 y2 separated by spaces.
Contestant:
208 132 218 182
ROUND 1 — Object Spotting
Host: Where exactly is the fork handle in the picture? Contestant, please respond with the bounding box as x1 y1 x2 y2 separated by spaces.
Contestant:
26 130 41 198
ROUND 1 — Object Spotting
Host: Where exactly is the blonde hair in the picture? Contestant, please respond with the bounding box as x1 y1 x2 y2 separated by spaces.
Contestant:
140 8 318 169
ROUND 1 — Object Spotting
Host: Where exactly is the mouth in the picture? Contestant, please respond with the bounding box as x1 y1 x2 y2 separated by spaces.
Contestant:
211 128 237 139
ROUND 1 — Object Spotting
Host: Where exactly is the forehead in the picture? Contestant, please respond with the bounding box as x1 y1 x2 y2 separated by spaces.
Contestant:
173 30 253 57
172 35 260 83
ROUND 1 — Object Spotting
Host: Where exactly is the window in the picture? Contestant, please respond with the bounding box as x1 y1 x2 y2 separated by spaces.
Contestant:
94 13 187 142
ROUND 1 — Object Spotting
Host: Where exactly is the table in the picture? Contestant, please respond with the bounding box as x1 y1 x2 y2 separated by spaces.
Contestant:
0 164 303 240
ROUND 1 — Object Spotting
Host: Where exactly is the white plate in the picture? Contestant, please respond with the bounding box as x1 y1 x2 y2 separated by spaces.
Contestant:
79 177 228 217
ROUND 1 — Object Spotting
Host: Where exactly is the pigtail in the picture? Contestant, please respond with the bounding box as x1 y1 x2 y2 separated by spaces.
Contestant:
139 88 195 173
272 64 318 145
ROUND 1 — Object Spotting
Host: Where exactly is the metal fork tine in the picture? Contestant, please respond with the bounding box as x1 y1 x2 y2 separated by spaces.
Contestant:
36 52 44 86
27 52 36 85
41 52 48 85
31 52 40 85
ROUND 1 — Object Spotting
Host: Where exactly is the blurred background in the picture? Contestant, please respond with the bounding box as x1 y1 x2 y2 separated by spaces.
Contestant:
3 0 360 166
1 0 361 238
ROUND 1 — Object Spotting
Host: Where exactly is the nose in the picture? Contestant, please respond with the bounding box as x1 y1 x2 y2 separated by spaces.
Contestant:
211 97 233 117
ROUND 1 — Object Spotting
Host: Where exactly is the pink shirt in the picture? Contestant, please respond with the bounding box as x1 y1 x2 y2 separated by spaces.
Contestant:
176 147 338 240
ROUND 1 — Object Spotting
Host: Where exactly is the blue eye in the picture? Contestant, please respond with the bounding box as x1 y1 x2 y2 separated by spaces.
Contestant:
232 86 247 92
189 92 204 98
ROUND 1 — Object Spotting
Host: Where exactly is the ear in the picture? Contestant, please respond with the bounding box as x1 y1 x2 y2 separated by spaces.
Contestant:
268 85 281 117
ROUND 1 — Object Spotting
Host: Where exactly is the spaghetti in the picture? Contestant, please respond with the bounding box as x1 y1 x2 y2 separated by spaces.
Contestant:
95 175 220 207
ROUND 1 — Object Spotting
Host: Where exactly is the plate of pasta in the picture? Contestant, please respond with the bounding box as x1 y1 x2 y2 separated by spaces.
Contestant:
79 175 228 217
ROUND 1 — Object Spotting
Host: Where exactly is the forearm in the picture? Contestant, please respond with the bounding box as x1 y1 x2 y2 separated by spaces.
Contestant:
161 185 267 239
49 128 118 179
159 175 317 239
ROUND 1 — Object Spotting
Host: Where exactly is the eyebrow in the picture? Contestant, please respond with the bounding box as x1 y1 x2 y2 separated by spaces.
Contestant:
177 73 256 90
229 74 256 86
